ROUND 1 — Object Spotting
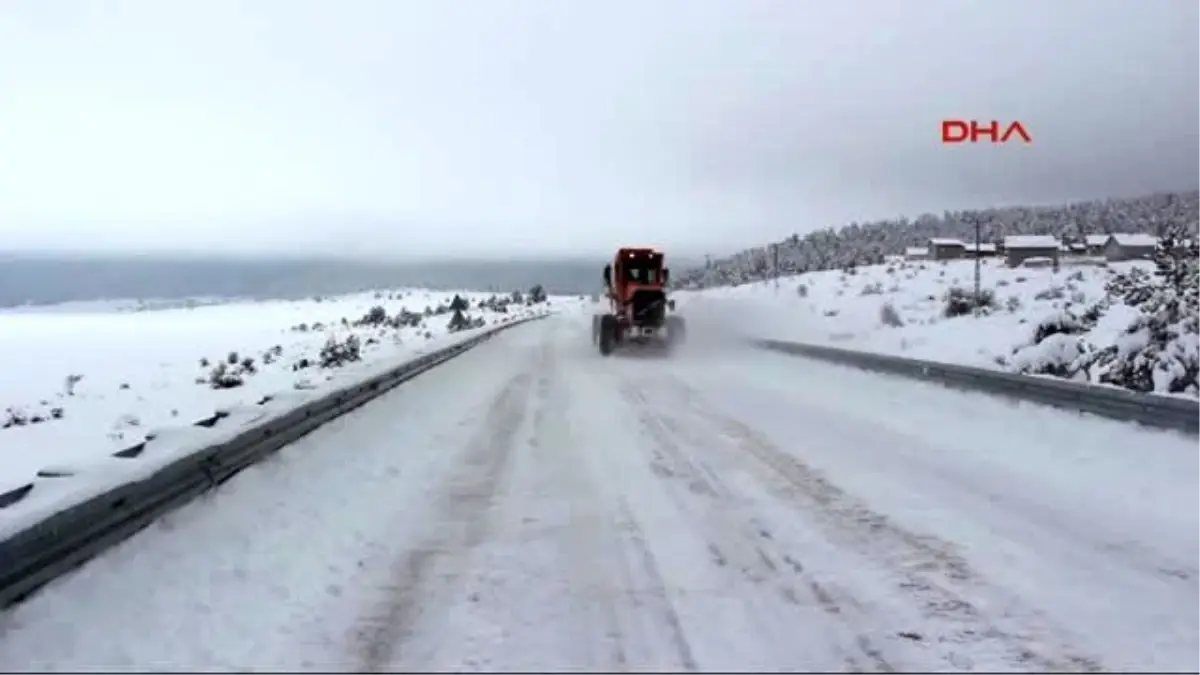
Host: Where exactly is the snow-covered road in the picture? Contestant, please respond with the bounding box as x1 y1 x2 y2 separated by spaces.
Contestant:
1 314 1195 672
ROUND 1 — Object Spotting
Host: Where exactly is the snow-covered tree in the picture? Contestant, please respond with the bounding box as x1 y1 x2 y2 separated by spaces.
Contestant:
677 190 1199 290
1010 233 1199 394
527 284 548 304
678 189 1200 396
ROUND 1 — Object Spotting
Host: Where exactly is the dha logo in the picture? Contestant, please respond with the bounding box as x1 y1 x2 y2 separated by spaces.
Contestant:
941 119 1032 144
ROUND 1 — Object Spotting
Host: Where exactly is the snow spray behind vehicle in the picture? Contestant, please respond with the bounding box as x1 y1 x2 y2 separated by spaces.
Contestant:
651 293 782 361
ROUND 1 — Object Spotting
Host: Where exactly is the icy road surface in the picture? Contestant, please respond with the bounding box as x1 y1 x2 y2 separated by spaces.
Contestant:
1 316 1195 672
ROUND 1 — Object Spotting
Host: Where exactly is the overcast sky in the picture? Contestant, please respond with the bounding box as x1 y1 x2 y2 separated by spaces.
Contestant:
0 0 1195 259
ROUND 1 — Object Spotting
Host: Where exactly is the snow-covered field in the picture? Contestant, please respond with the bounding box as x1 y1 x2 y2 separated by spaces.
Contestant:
0 288 584 493
678 257 1199 397
1 315 1192 671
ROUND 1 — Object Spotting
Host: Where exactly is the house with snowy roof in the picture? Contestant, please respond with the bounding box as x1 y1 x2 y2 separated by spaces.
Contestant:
927 238 966 260
1084 234 1111 255
962 241 998 258
1003 235 1059 267
1103 233 1158 262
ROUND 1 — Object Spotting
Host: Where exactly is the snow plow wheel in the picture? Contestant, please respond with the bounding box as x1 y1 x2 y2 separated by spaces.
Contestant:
666 315 686 349
598 314 618 356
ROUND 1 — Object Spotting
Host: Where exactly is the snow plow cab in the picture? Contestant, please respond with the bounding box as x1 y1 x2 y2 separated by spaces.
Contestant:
591 247 685 356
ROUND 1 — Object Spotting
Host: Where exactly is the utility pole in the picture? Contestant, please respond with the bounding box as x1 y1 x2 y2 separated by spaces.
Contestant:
772 243 780 291
973 218 982 316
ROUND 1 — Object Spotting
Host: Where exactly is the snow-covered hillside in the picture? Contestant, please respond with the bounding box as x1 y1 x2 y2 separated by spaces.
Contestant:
1 287 585 487
672 190 1199 398
677 190 1199 289
678 251 1199 397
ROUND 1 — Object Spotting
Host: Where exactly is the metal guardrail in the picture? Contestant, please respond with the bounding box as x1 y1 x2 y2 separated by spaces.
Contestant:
0 315 547 609
753 338 1199 436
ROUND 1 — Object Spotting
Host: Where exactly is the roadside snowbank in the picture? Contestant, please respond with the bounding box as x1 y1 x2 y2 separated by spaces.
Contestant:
1 288 583 489
676 257 1198 397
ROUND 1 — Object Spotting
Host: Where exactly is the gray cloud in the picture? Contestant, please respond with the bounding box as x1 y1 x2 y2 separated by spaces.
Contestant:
0 0 1194 259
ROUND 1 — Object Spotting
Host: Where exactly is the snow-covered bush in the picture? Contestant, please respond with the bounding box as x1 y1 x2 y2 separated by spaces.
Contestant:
446 308 484 332
1034 286 1066 301
880 302 904 328
207 361 245 389
943 286 995 318
358 305 388 326
319 334 362 368
860 282 885 296
1007 307 1095 378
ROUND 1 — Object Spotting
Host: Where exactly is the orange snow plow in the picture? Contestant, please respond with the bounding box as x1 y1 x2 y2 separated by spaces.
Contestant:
591 247 685 356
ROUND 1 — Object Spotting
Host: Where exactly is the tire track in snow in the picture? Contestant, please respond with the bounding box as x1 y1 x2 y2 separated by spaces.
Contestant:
537 330 699 671
655 376 1105 673
511 330 634 671
351 320 705 672
349 362 535 672
395 321 701 671
609 499 699 672
618 379 895 673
